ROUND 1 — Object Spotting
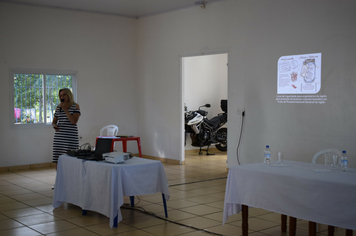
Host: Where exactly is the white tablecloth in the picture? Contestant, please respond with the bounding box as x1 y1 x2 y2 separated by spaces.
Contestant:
223 161 356 230
53 155 170 228
53 156 86 208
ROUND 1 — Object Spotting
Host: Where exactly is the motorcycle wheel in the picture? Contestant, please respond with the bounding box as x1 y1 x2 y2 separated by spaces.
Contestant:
215 127 227 152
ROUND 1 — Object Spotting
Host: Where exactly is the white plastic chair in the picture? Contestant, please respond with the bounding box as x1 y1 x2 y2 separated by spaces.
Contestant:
312 148 342 166
309 148 345 235
100 125 119 137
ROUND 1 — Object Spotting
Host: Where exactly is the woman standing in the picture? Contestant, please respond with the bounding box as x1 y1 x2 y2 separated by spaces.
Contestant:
52 88 81 170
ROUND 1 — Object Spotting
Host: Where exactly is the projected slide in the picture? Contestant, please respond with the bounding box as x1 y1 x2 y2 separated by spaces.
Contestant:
277 53 321 94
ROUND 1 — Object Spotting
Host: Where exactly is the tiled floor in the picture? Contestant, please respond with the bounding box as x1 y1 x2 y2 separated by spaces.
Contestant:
0 150 354 236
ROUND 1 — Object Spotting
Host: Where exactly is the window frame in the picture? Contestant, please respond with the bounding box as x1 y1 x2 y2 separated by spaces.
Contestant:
10 69 77 128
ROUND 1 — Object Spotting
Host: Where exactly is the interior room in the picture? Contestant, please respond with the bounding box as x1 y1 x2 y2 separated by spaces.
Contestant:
1 0 355 235
182 53 228 154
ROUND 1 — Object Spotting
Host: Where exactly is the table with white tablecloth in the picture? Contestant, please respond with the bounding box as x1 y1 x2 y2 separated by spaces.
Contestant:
223 161 356 235
53 155 170 228
52 155 86 208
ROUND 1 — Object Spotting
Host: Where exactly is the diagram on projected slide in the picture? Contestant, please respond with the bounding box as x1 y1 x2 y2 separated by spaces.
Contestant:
277 53 321 94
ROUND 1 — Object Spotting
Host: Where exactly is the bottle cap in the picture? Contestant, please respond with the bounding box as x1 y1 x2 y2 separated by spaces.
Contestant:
343 150 346 153
266 145 269 148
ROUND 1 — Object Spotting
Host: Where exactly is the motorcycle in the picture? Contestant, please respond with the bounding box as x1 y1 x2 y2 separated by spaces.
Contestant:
185 100 227 155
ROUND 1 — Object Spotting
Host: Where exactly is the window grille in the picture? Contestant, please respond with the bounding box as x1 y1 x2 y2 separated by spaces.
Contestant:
12 70 76 125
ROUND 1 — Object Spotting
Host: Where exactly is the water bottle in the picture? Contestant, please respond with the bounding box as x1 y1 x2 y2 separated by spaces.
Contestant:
264 145 271 165
340 150 348 171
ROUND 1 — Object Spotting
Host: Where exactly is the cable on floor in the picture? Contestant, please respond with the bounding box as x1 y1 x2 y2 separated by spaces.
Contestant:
169 176 227 187
122 177 229 236
120 204 225 236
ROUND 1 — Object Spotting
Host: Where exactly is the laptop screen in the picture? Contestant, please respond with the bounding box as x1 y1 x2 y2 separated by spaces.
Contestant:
94 138 113 157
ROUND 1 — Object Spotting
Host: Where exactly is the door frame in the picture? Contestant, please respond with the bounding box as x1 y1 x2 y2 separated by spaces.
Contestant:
179 51 229 163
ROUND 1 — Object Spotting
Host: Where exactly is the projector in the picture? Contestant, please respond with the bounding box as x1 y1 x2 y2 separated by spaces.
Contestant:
103 152 130 164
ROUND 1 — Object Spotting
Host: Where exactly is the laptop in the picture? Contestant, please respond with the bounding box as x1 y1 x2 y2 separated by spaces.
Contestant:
76 138 113 161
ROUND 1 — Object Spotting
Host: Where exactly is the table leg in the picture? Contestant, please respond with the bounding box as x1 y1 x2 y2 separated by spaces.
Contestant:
137 137 142 157
122 140 128 153
130 196 134 207
289 217 297 236
327 225 334 236
345 229 353 236
110 140 115 152
242 205 248 236
281 214 287 232
309 221 317 236
162 194 168 218
113 215 118 228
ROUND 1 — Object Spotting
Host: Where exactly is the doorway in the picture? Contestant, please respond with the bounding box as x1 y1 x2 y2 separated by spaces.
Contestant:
181 53 228 162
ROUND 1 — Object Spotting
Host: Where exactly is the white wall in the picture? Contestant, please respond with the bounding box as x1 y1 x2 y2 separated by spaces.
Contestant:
0 3 138 167
1 0 355 168
183 54 228 150
137 0 356 167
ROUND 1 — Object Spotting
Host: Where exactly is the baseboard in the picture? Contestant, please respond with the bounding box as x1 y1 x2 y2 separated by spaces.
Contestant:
0 162 54 172
141 154 184 165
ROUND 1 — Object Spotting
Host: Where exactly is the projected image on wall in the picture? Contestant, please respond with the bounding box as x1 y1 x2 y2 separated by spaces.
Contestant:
278 53 321 94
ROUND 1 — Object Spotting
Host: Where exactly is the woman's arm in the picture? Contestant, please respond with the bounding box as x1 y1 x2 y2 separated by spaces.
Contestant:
63 104 80 125
52 116 59 131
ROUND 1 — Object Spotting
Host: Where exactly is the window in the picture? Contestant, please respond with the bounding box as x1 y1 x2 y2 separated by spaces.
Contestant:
11 70 77 125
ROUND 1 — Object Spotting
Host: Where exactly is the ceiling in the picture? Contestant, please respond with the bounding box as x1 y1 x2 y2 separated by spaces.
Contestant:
0 0 220 18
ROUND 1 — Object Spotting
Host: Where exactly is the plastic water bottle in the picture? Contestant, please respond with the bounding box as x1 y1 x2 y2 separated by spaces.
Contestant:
264 145 271 165
340 150 348 171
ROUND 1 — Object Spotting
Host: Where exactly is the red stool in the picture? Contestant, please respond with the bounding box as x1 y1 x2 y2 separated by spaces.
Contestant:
96 136 142 157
